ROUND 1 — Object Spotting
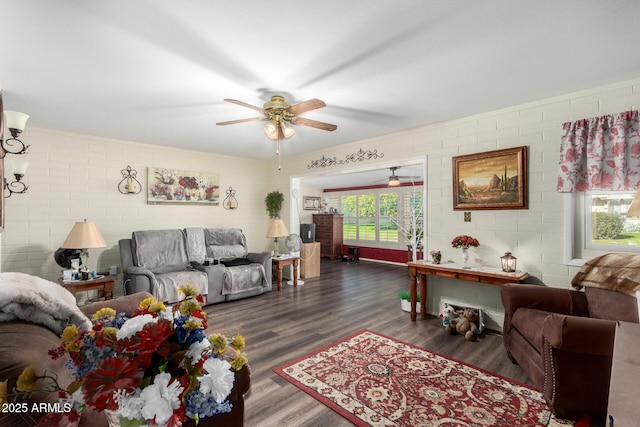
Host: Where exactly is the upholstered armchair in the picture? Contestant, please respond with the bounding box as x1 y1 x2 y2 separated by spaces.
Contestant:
501 253 640 420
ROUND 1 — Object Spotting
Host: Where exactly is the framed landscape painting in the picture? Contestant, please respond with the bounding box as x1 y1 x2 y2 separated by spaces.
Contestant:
147 167 220 206
452 146 528 210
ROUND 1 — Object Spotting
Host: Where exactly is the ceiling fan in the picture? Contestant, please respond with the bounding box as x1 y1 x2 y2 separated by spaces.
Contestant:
379 166 418 186
216 95 337 140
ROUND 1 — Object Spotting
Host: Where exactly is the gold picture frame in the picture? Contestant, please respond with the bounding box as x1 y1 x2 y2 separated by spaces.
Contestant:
303 196 321 210
452 146 528 210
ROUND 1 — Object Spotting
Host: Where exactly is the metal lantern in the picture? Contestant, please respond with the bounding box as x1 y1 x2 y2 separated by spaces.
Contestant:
501 252 517 272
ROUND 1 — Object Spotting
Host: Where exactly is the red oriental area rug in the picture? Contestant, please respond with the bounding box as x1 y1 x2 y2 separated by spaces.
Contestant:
274 330 575 427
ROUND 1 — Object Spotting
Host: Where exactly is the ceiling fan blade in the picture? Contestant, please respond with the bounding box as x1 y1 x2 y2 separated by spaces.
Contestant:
290 117 337 131
288 98 326 115
224 99 265 114
216 117 266 126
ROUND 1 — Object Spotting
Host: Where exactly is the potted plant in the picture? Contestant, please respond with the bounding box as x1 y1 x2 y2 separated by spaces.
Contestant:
398 290 420 312
265 190 284 219
265 191 286 256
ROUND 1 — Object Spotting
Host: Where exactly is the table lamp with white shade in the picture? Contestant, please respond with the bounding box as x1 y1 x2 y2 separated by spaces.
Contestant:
60 219 106 269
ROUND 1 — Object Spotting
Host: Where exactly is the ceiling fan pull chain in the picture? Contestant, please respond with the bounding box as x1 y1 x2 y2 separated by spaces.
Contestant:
277 137 281 170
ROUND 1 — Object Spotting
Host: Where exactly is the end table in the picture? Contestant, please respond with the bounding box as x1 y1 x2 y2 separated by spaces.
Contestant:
58 275 116 301
272 257 299 291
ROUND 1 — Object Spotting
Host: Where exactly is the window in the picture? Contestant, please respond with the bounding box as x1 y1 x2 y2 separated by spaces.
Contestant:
358 194 376 241
588 191 640 248
332 186 424 248
570 191 640 261
379 193 398 243
341 195 356 240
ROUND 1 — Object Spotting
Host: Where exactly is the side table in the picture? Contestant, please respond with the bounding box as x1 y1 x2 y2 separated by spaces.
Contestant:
300 242 320 279
272 257 299 291
58 275 116 301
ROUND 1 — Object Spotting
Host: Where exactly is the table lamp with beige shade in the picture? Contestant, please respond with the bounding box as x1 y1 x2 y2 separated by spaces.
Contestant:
628 187 640 217
266 219 289 257
61 219 106 269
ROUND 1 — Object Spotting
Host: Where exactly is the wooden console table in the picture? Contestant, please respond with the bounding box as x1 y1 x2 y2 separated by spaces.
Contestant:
407 260 529 321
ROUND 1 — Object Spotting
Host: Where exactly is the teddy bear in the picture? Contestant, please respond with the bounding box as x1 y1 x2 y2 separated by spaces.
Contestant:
439 303 459 327
445 307 479 341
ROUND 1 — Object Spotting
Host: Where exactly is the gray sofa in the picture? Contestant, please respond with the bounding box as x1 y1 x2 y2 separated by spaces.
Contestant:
119 228 272 305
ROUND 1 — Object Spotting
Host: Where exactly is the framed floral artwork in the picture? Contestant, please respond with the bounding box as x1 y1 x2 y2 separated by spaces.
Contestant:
147 167 220 205
452 146 528 210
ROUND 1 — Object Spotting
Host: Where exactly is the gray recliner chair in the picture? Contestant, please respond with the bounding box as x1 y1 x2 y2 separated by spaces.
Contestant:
119 229 209 303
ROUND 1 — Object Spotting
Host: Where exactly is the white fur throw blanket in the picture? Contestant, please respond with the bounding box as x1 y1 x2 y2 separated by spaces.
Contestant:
0 272 91 335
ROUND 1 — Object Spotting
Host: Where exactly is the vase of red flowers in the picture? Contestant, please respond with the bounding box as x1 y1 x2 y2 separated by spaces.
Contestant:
451 235 480 269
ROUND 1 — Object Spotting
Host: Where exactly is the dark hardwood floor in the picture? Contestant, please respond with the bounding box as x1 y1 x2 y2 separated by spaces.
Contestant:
206 259 532 427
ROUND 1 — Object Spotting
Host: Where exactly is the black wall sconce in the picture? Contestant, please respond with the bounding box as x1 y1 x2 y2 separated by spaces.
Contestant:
4 160 29 198
118 165 142 194
1 110 30 158
223 186 238 209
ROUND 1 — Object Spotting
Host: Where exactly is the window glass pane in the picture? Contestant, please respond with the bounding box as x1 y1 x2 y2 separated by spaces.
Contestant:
342 195 356 217
359 218 376 241
379 218 398 242
379 193 398 217
589 192 640 249
343 217 357 240
380 193 398 242
359 194 375 217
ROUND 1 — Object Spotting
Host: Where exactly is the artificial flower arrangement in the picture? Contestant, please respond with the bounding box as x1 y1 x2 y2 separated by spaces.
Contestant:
451 235 480 248
5 284 246 426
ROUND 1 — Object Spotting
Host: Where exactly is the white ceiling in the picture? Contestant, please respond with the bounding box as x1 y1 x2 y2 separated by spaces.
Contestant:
2 1 640 188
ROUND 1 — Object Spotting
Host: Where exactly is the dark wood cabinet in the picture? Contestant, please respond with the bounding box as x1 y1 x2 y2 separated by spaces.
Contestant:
313 214 343 259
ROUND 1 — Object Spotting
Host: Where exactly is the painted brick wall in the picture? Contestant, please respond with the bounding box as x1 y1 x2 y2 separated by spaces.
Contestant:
1 129 273 298
279 77 640 330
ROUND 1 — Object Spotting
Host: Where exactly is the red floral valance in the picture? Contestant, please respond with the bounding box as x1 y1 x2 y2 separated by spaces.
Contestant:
557 110 640 192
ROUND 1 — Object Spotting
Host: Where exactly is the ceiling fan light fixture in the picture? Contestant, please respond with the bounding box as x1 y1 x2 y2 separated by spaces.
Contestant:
388 176 401 186
264 121 279 140
281 121 295 138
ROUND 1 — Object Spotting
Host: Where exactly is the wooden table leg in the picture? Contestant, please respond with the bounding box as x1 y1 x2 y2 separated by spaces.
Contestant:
104 279 114 300
420 273 427 317
409 266 417 321
293 259 298 287
277 266 283 291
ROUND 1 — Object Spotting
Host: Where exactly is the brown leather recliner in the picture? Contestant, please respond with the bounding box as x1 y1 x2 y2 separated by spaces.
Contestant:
0 291 250 427
501 253 640 420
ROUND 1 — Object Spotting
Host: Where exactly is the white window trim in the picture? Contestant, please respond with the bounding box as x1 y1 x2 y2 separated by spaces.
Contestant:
563 191 640 266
